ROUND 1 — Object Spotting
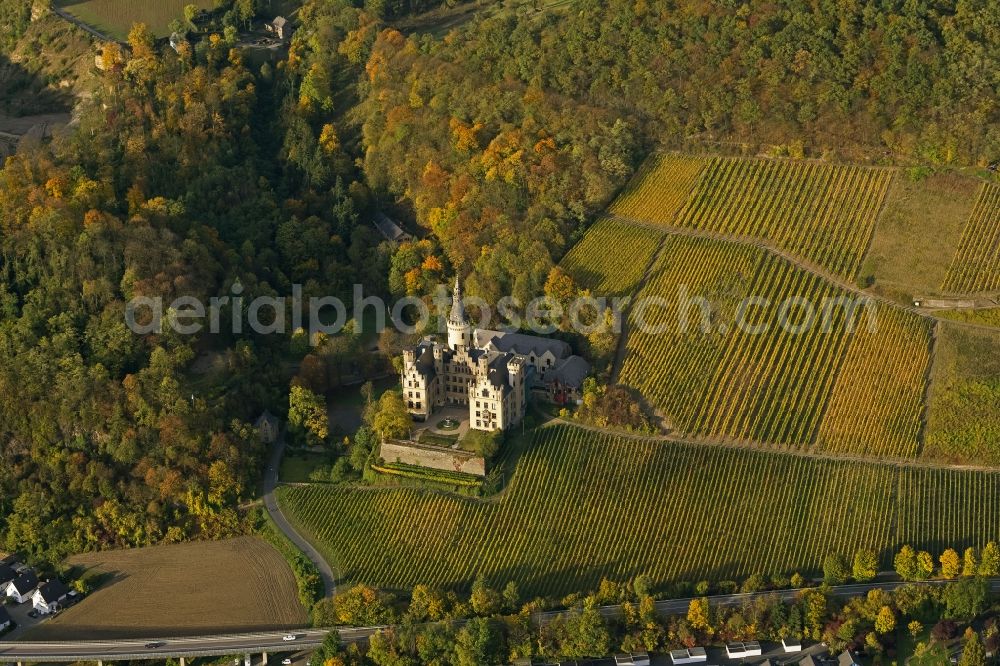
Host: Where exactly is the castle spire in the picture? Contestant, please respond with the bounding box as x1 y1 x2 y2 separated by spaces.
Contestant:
449 276 467 325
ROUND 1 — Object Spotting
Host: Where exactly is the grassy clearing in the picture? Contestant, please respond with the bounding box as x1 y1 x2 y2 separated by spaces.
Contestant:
559 216 664 297
862 171 979 301
280 451 334 483
278 423 1000 597
924 324 1000 465
28 537 307 639
55 0 216 40
935 307 1000 328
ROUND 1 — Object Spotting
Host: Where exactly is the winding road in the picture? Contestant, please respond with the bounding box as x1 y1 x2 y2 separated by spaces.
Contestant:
263 436 337 597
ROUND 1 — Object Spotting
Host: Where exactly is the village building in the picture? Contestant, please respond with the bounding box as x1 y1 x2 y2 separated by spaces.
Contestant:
0 605 10 632
266 16 292 41
782 638 803 653
255 410 280 444
373 211 413 243
32 579 70 615
400 279 589 431
5 571 37 604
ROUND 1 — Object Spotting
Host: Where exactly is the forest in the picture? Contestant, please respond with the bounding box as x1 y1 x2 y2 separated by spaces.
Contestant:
0 0 997 561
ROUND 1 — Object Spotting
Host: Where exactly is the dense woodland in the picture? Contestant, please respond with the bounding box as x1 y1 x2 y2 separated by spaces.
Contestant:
0 0 998 561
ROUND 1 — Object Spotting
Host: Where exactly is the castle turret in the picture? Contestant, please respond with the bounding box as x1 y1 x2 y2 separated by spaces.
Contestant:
447 277 472 350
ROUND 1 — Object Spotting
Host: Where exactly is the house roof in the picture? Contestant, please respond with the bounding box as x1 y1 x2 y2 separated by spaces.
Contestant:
0 605 10 625
485 353 514 393
9 571 37 595
474 329 571 359
0 565 15 585
373 212 410 242
798 655 819 666
838 651 859 666
547 355 590 388
37 579 69 604
255 410 279 429
413 343 437 380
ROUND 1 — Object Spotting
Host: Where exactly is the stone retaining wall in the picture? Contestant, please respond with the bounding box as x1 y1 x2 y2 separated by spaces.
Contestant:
380 440 486 477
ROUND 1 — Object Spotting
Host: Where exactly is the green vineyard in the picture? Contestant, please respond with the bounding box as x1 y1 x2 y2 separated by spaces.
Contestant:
559 217 663 296
611 156 893 281
942 183 1000 294
616 234 932 457
278 424 1000 597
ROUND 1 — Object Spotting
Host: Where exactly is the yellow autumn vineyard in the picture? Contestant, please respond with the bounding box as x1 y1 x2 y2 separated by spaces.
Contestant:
560 217 663 296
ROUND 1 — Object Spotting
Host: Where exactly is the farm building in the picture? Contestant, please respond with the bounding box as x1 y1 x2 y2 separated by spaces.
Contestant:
0 605 11 632
783 638 803 653
5 571 38 603
669 648 708 664
33 579 70 615
266 16 292 41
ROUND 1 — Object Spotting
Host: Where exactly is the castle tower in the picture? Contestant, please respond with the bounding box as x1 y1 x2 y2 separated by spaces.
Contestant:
447 277 472 351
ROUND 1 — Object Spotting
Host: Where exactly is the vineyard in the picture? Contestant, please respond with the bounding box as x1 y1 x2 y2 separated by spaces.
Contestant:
54 0 216 39
277 424 1000 597
942 183 1000 294
613 156 893 281
559 217 664 296
616 234 934 457
814 305 933 458
608 153 705 225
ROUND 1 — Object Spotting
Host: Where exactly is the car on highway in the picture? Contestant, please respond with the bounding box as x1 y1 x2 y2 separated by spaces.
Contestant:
145 642 165 649
282 634 298 642
282 659 292 664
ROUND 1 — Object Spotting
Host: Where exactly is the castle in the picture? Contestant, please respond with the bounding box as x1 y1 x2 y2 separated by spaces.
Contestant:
401 280 590 432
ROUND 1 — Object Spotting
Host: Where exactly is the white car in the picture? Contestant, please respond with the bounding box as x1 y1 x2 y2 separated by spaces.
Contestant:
282 634 298 642
282 659 292 665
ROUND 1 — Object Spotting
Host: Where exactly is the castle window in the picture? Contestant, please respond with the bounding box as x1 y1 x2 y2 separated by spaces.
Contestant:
415 402 422 409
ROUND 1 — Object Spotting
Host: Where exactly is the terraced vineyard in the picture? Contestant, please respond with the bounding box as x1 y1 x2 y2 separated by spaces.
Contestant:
616 234 933 457
608 153 704 224
942 183 1000 294
278 424 1000 596
614 156 893 280
559 217 663 296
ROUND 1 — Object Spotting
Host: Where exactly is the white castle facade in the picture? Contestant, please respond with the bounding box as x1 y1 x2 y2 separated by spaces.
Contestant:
401 280 590 432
